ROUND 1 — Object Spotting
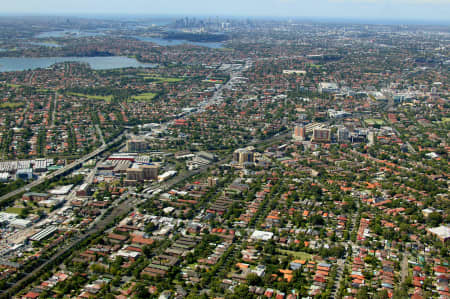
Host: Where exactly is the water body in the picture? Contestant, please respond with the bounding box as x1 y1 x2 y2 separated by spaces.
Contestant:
135 36 224 49
0 56 156 72
36 30 104 38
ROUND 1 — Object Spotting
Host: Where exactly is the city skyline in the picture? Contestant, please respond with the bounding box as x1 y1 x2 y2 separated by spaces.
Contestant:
2 0 450 23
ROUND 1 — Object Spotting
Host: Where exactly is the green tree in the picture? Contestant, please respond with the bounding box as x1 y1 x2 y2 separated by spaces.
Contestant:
133 284 149 299
246 273 263 286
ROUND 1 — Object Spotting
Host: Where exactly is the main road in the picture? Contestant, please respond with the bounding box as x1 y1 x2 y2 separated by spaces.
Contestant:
2 121 290 299
0 59 255 206
1 59 270 297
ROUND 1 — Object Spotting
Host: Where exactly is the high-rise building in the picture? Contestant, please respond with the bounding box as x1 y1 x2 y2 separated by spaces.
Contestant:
141 165 159 180
368 131 376 146
337 127 349 143
126 168 144 181
233 148 254 164
127 139 148 152
312 128 331 142
293 124 306 141
208 177 218 187
126 164 158 181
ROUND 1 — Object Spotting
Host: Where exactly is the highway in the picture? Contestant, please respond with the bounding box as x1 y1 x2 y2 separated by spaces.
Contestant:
95 124 106 146
0 133 124 203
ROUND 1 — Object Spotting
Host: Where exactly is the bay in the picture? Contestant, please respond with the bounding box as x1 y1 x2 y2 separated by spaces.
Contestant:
134 36 224 49
0 56 157 72
35 30 104 38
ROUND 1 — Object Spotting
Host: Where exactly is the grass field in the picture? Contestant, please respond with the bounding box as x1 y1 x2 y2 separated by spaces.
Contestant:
365 119 384 125
308 64 322 68
0 102 25 109
277 249 313 260
5 83 21 88
132 92 158 101
5 207 25 214
68 92 112 102
138 74 184 83
146 77 184 83
442 117 450 123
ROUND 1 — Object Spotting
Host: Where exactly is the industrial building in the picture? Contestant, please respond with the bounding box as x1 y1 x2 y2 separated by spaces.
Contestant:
30 226 58 242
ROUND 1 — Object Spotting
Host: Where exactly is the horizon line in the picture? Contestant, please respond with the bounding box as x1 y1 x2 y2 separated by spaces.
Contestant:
0 13 449 26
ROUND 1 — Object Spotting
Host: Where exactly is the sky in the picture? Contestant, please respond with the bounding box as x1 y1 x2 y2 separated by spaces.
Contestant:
1 0 450 23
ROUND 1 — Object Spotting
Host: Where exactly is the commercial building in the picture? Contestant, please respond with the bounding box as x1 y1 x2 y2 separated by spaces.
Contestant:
427 226 450 243
0 172 9 182
49 185 73 195
108 153 137 162
16 168 33 180
76 183 91 197
22 192 50 202
283 70 306 75
318 82 339 93
158 170 177 182
328 109 350 119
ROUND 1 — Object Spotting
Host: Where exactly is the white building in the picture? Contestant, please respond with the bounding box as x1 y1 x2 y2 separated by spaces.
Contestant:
318 82 339 93
250 230 274 241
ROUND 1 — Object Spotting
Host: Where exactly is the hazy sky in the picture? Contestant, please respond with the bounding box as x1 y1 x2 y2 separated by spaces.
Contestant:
2 0 450 22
